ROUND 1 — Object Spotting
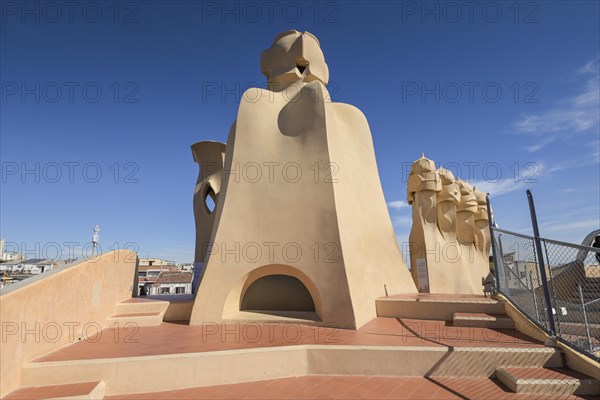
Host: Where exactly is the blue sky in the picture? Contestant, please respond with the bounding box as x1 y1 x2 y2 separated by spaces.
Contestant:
1 1 598 263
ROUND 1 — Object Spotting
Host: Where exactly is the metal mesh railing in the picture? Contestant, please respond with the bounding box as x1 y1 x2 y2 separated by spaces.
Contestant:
491 227 600 360
543 237 600 356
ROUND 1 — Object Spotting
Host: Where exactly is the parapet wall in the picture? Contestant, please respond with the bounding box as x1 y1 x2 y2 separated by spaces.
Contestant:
0 250 138 397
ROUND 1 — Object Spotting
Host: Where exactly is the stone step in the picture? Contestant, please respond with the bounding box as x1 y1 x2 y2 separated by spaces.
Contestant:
496 367 600 395
106 312 163 327
115 298 169 314
452 312 515 329
376 294 505 321
22 346 564 394
3 381 105 400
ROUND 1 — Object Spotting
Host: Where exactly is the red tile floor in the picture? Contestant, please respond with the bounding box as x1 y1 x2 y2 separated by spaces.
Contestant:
106 375 595 399
9 295 595 399
36 317 544 362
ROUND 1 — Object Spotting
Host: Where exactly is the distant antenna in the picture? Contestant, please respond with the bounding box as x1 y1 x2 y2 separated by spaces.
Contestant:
92 225 100 254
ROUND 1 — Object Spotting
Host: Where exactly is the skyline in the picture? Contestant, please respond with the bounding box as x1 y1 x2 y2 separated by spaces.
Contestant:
1 1 599 263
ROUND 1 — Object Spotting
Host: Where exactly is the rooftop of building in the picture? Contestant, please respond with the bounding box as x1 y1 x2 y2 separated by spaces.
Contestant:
153 271 193 285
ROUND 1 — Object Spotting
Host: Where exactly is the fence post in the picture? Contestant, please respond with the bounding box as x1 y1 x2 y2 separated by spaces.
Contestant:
486 195 500 290
498 234 506 289
577 283 593 352
529 271 541 322
526 189 556 336
544 240 562 337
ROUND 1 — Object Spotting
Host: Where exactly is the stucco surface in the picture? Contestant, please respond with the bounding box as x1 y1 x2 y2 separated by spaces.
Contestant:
190 31 416 329
0 250 137 397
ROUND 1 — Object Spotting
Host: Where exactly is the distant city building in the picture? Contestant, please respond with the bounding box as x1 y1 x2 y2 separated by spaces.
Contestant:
502 252 539 289
0 259 57 275
138 264 177 280
180 263 194 271
0 258 76 288
152 271 193 295
138 258 175 267
0 239 25 263
136 258 194 295
0 252 25 262
138 269 193 295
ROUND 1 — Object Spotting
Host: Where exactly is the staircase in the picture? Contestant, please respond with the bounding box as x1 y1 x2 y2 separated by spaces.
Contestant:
496 367 600 395
376 293 505 320
376 293 600 396
451 310 600 395
105 298 169 328
451 311 600 395
452 312 515 329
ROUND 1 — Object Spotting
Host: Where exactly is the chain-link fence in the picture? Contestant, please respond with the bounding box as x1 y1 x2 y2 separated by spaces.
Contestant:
491 227 600 360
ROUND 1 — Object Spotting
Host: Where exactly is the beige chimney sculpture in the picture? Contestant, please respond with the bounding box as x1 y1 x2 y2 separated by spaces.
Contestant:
191 141 227 287
407 154 490 294
189 30 417 329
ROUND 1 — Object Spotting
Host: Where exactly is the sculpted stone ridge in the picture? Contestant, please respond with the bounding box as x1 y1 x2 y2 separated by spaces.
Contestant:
437 167 460 204
191 141 227 276
260 30 329 92
457 179 478 213
407 154 441 204
474 189 489 222
474 188 491 256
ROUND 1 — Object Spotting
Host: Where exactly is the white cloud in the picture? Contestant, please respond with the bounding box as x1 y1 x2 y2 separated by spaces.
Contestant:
578 58 599 75
524 136 557 153
472 178 526 197
540 152 597 173
513 57 599 139
590 139 600 163
391 215 412 228
395 234 412 267
387 200 409 209
541 219 599 236
524 143 545 153
388 200 412 228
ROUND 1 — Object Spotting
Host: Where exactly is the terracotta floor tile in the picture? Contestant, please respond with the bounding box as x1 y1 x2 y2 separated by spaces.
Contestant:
99 375 597 400
35 314 544 363
388 384 421 399
336 393 363 400
15 293 578 400
362 380 404 399
430 389 461 400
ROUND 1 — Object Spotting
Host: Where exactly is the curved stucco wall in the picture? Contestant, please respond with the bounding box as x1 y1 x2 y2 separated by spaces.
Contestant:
223 264 324 321
0 250 138 397
241 275 315 312
190 82 417 329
